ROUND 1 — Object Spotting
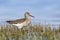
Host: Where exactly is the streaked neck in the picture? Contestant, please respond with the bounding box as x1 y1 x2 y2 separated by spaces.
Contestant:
25 16 31 20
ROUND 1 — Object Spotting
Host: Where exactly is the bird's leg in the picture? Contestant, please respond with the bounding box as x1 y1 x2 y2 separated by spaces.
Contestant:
28 22 32 28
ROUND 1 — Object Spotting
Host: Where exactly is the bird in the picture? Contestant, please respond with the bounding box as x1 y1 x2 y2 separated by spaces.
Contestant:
6 12 34 29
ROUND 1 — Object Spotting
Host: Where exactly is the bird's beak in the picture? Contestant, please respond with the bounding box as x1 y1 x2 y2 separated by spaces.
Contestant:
30 15 35 18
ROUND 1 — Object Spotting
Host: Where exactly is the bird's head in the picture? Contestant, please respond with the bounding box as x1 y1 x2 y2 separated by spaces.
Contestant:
24 12 34 18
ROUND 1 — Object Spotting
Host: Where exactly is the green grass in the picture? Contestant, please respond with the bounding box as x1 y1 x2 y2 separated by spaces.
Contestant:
0 24 60 40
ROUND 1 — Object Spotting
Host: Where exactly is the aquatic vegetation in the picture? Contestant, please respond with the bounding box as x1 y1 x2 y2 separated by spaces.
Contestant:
0 24 60 40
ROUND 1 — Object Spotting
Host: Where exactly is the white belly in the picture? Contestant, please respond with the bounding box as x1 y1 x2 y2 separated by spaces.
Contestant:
12 21 30 28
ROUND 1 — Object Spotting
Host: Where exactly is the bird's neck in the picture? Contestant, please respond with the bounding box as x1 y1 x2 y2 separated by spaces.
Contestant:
25 16 31 20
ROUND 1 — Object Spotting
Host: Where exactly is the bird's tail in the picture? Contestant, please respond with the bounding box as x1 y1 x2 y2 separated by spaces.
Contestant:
6 21 11 23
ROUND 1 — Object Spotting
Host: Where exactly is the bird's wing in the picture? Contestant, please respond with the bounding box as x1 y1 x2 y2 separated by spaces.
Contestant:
6 18 26 24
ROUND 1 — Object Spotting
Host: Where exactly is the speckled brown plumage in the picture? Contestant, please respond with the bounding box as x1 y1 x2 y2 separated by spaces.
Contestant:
6 18 26 24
